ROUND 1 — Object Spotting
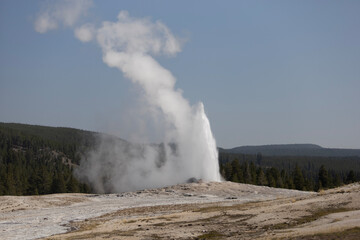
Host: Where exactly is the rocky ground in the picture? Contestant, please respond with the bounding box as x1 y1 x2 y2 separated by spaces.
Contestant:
1 181 359 239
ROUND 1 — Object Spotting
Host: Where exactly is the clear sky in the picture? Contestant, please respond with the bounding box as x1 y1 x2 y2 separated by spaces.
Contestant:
0 0 359 148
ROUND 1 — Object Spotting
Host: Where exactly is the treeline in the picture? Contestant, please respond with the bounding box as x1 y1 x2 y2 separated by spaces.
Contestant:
1 122 359 195
0 123 92 195
219 152 360 174
219 153 360 191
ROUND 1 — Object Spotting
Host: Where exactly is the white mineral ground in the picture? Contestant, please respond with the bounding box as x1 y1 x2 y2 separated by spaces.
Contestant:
1 181 359 240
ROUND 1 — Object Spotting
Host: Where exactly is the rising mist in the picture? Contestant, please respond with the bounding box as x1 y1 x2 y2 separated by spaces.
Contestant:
35 3 220 193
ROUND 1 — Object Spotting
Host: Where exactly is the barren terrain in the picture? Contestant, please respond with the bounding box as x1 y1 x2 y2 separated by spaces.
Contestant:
1 182 360 239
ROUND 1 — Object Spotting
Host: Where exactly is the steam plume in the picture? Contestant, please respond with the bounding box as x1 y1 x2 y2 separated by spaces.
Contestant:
35 5 220 192
34 0 92 33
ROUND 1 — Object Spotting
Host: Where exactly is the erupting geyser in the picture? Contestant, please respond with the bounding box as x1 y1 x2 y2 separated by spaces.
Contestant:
35 3 220 193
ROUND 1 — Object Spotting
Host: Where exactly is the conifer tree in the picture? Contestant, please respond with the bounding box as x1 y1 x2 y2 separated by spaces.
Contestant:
231 173 239 183
67 174 80 192
346 170 356 184
243 162 252 184
52 173 67 193
265 169 276 187
293 164 305 190
224 162 233 180
318 165 329 189
256 167 267 186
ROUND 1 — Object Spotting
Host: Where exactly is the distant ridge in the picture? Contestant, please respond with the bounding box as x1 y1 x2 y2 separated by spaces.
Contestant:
219 144 360 157
2 122 359 157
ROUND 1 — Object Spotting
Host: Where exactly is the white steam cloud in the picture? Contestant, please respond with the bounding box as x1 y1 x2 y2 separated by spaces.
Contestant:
34 0 92 33
74 23 95 42
35 3 220 192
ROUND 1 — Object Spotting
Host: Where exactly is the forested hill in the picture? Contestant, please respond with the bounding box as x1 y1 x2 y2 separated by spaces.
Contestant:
0 122 98 148
1 122 359 195
219 144 360 157
0 122 101 195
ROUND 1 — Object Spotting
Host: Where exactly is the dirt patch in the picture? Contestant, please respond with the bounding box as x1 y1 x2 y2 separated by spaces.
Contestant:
291 227 360 240
266 207 355 230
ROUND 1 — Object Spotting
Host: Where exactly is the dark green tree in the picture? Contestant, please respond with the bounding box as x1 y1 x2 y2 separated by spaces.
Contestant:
256 167 267 186
231 160 241 176
256 152 262 165
318 165 329 189
250 162 257 184
5 164 16 195
231 173 239 183
224 162 233 180
52 173 67 193
243 162 252 184
266 170 276 188
67 174 80 192
346 170 356 184
293 164 305 190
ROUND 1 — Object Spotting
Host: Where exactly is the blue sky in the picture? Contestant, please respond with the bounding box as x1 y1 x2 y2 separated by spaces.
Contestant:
0 0 359 148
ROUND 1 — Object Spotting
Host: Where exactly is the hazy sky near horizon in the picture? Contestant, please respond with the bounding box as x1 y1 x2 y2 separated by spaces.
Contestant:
0 0 359 148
